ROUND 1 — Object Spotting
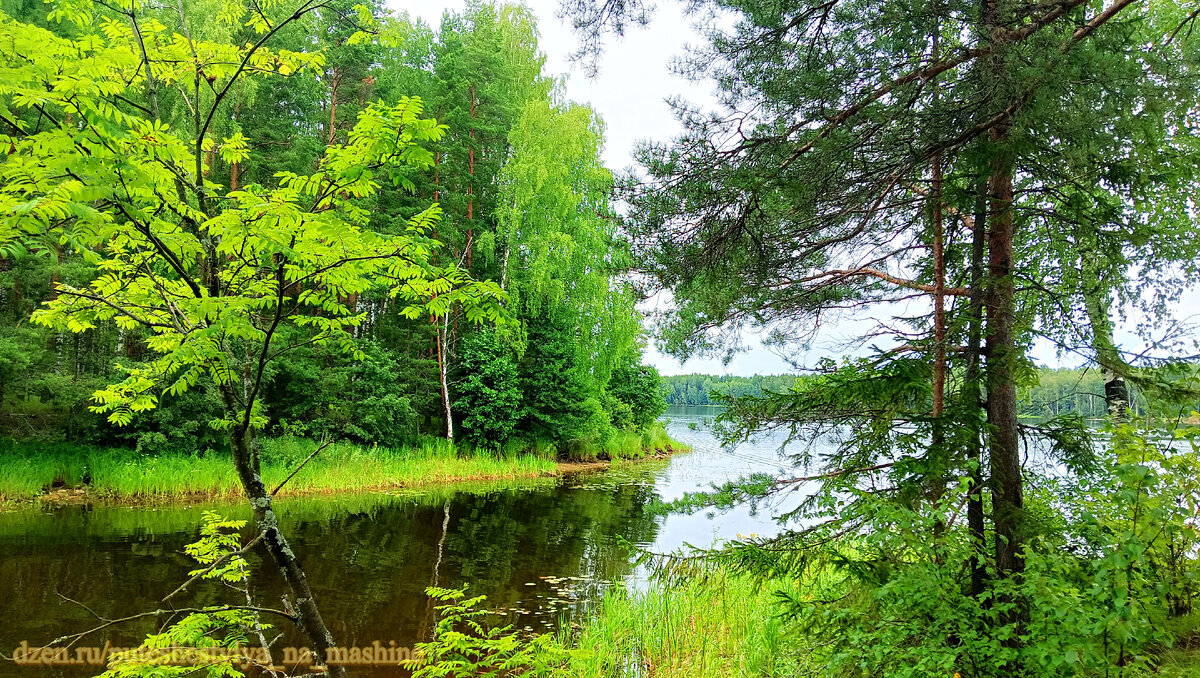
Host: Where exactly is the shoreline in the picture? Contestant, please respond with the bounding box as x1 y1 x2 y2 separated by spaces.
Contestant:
2 441 687 510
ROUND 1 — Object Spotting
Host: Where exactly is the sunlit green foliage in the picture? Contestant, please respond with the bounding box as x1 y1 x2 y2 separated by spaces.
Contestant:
98 511 266 678
406 587 575 678
0 0 663 457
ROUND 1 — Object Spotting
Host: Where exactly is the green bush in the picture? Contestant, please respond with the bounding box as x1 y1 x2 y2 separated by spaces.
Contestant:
453 329 523 449
605 362 667 431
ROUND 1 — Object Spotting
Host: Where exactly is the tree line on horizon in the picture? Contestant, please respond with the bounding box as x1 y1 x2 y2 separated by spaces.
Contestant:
661 369 1200 420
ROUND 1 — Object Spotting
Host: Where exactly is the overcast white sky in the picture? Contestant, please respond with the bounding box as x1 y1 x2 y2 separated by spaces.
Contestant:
394 0 803 376
393 0 1199 377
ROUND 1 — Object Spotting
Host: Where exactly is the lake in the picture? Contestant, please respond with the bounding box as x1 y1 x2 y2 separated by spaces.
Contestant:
1 406 795 677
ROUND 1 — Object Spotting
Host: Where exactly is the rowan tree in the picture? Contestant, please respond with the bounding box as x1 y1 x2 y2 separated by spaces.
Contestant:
0 1 503 672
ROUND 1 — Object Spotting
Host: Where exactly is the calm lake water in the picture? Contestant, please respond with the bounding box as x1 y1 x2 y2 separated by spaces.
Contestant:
1 406 796 677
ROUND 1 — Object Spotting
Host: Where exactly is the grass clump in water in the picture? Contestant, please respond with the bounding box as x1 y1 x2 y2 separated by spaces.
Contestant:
564 423 690 463
565 569 801 678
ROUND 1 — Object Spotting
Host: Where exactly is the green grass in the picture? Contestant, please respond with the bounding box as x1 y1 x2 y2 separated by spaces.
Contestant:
0 436 559 502
1151 614 1200 677
568 423 691 463
564 570 802 678
1157 649 1200 678
0 441 94 498
0 426 689 503
558 562 1200 678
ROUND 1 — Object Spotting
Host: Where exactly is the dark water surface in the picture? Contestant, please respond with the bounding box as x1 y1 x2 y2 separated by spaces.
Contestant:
1 407 790 677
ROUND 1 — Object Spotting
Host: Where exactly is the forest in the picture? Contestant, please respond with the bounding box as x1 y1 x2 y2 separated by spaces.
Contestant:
663 369 1200 419
1 0 1199 676
0 0 668 462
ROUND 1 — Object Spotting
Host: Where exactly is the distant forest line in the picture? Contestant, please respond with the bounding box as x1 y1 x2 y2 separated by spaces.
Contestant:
662 368 1200 420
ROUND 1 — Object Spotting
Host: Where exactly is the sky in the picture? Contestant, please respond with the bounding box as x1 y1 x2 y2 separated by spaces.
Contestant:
393 0 1200 378
393 0 802 376
397 0 703 174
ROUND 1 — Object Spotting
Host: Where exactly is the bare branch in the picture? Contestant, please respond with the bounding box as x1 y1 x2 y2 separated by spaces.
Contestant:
271 440 333 497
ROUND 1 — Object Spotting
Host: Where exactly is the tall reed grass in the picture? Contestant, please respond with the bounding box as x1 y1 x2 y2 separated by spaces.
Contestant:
0 421 687 503
565 570 802 678
0 436 558 502
566 423 688 463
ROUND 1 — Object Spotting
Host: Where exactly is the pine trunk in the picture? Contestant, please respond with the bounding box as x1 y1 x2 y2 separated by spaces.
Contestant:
985 133 1024 577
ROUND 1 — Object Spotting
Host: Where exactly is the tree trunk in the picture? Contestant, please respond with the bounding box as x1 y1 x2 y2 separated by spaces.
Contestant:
930 12 946 420
499 239 511 292
467 85 476 270
227 426 347 678
931 157 946 418
230 102 242 192
1078 230 1129 419
928 153 949 557
0 254 11 320
327 68 341 147
966 179 988 597
437 312 454 441
982 0 1024 581
985 132 1024 578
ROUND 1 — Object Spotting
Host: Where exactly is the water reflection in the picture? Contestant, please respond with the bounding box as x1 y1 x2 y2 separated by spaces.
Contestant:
1 406 794 677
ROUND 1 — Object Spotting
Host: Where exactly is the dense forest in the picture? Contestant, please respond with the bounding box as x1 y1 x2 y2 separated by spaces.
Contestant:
0 0 666 457
661 374 800 406
663 369 1200 419
1 0 1200 676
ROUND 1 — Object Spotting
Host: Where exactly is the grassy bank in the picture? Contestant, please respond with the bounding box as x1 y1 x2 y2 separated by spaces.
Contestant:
565 571 803 678
0 425 686 503
560 567 1200 678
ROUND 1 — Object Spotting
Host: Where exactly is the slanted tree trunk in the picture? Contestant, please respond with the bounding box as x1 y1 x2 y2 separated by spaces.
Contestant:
226 423 347 678
1078 229 1130 419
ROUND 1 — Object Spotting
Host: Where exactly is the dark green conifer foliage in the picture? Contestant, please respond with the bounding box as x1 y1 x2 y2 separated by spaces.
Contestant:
453 329 523 448
520 312 609 450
